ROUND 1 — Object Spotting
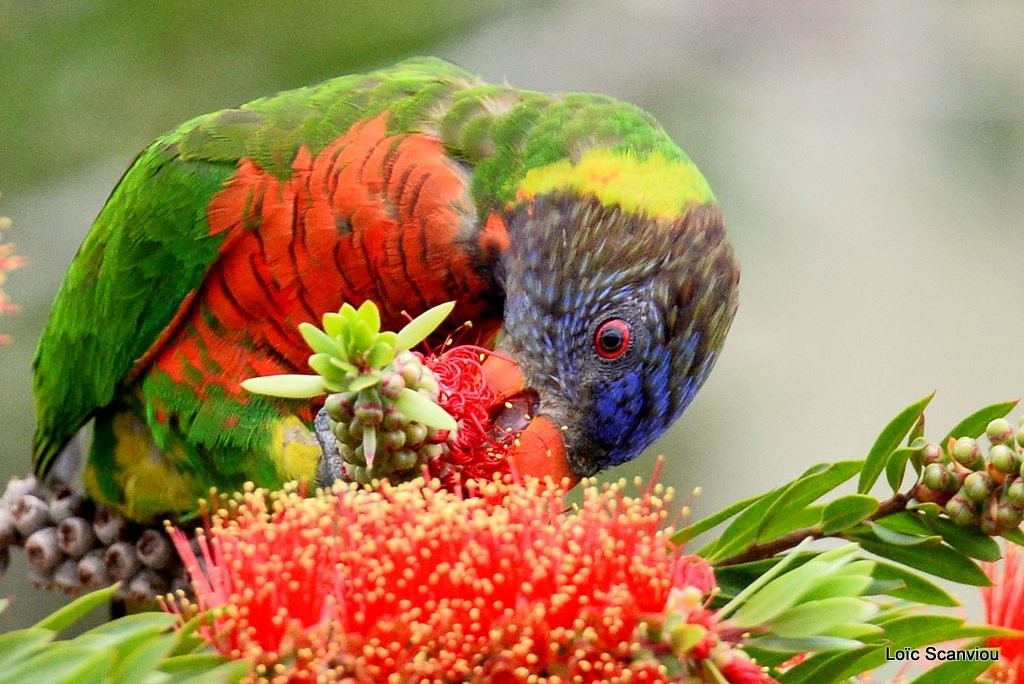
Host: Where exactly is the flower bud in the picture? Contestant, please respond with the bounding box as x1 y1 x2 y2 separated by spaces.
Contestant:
92 507 127 545
48 486 93 523
354 389 384 426
324 392 356 422
53 559 82 595
382 407 409 431
1007 479 1024 507
405 423 428 447
945 494 977 526
922 463 952 492
57 517 97 557
77 550 109 590
1 476 44 507
25 527 64 570
920 442 946 466
979 506 1002 536
0 508 17 546
136 529 174 570
339 443 359 465
987 418 1014 445
105 541 142 581
995 499 1024 532
989 444 1018 475
391 449 418 471
380 373 405 400
951 437 982 469
12 495 51 537
127 570 168 603
382 430 406 451
962 471 995 503
27 565 53 591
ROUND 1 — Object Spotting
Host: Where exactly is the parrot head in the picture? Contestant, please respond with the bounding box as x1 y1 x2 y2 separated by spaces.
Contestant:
489 152 739 482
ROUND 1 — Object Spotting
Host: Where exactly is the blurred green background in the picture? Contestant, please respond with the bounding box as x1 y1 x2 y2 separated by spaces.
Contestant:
1 1 1022 634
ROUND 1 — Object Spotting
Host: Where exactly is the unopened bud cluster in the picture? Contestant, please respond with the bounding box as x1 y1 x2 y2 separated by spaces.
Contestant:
913 417 1024 535
0 476 191 602
323 350 450 484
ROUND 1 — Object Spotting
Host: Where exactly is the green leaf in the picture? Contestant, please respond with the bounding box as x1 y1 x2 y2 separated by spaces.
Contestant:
760 505 823 542
1004 527 1024 546
307 353 346 382
395 388 457 431
395 301 455 351
849 530 990 585
111 632 181 684
346 373 380 392
922 515 1001 561
907 412 926 447
241 374 325 398
858 393 934 494
835 614 970 679
349 319 375 353
33 584 117 632
756 461 862 540
674 491 770 546
730 545 856 628
770 597 877 638
366 340 395 369
298 322 341 356
72 613 179 652
886 446 918 492
0 629 55 671
869 561 958 606
820 495 879 535
777 647 874 684
0 645 112 684
158 653 235 675
327 356 357 374
909 658 994 684
163 659 250 684
356 300 381 334
706 461 860 561
943 399 1019 443
752 634 865 653
865 520 939 547
321 311 345 339
799 574 873 602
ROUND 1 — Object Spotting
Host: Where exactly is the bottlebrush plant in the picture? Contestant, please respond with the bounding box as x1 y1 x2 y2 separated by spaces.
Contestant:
1 300 1023 683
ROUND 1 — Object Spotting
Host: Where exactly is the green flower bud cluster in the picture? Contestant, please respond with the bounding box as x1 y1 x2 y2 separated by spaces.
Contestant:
323 350 452 484
243 301 459 486
913 417 1024 535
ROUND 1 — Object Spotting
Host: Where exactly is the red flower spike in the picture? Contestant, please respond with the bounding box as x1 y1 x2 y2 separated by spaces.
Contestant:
165 476 768 682
413 345 575 489
982 543 1024 682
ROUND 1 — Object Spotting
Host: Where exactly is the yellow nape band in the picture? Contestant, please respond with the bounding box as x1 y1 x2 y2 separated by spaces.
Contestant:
516 149 715 218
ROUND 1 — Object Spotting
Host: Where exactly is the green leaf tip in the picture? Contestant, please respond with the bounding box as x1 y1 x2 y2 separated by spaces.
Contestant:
396 301 456 352
396 388 457 432
241 374 325 398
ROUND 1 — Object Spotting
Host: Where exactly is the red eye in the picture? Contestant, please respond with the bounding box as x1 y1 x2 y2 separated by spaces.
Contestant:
595 319 631 359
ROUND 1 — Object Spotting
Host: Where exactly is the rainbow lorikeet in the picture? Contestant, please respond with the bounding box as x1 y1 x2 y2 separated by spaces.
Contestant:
32 57 739 522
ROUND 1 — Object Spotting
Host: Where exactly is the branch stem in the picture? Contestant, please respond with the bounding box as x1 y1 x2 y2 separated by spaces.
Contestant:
714 492 912 567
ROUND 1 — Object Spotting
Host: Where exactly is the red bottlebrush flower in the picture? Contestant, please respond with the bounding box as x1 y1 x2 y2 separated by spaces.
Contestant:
422 345 512 483
165 476 769 683
672 554 717 596
982 543 1024 682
